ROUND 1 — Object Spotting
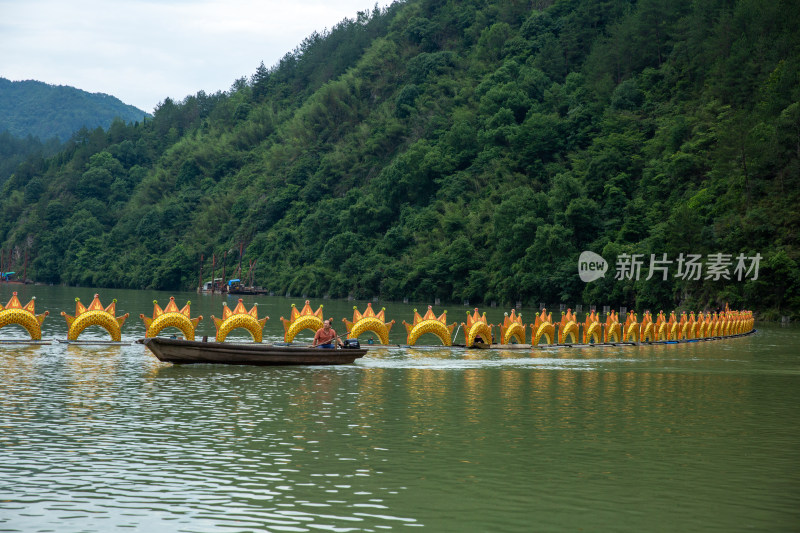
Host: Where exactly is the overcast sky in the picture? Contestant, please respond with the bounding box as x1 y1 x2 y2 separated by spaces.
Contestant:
0 0 389 113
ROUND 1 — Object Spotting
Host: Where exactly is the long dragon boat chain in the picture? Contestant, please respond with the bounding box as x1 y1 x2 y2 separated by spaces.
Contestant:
0 295 756 347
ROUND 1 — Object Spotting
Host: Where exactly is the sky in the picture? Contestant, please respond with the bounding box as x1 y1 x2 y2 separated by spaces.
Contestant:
0 0 389 113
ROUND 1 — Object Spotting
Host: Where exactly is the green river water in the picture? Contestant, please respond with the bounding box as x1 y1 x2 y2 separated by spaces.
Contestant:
1 286 799 532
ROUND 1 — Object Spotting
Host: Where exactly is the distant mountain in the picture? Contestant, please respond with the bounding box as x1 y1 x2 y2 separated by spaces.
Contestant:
0 1 797 316
0 78 149 142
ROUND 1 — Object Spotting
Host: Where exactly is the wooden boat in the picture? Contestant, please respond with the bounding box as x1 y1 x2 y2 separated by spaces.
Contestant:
227 286 270 295
141 337 368 365
467 341 492 349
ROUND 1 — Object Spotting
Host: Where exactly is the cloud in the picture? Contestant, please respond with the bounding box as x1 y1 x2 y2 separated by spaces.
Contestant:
0 0 386 112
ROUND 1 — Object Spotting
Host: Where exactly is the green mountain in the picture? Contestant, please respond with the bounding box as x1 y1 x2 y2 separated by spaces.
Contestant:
1 0 799 317
0 78 148 142
0 130 62 184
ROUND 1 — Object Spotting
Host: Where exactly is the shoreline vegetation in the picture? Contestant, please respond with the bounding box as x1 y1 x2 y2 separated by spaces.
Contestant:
0 0 798 319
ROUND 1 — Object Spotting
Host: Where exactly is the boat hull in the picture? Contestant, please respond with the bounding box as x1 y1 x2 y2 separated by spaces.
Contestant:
142 337 367 365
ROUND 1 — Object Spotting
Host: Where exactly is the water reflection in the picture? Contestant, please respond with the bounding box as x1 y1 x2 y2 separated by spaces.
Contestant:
1 325 799 532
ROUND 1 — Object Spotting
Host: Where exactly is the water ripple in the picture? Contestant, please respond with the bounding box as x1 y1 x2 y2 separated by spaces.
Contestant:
2 329 800 531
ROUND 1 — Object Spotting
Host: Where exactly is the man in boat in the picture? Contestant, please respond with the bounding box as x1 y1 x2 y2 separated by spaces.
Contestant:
312 319 343 348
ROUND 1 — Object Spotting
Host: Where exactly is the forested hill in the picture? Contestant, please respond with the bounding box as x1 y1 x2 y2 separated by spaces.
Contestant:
1 0 799 317
0 78 148 142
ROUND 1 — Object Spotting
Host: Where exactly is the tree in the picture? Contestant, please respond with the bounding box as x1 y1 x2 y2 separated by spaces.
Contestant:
251 61 271 101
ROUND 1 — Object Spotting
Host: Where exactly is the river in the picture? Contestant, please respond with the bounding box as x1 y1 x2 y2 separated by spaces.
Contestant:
1 286 798 532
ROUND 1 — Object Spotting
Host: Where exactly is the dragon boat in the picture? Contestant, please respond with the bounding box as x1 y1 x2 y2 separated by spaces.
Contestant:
0 294 757 352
